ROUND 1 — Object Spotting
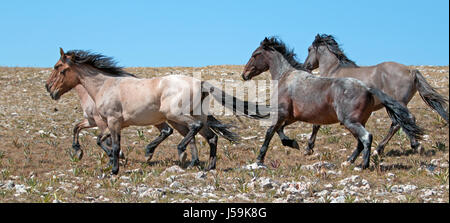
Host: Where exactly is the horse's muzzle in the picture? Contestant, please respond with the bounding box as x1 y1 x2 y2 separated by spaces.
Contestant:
50 90 60 100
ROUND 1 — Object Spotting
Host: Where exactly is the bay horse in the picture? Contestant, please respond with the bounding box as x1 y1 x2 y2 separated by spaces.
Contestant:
242 37 424 169
303 34 448 155
46 48 246 174
46 68 200 166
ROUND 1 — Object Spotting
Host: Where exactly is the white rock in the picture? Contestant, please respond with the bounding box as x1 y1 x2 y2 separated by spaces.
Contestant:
120 176 131 181
236 193 250 201
170 181 182 188
243 162 267 170
4 180 15 189
396 195 407 202
162 165 185 175
15 184 28 194
258 177 277 190
301 161 336 171
341 161 351 168
422 190 437 197
195 171 207 180
315 190 330 197
166 175 177 183
330 196 345 203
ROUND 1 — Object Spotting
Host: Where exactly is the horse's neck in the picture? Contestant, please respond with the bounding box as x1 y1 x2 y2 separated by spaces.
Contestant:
318 52 340 76
74 84 93 107
76 67 111 102
268 52 294 80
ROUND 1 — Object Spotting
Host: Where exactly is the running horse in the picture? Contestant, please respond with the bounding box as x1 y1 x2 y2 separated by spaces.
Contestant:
303 34 448 155
242 37 424 169
46 63 200 165
46 48 249 174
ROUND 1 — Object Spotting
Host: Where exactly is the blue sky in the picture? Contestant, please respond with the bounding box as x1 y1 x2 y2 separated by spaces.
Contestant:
0 0 448 67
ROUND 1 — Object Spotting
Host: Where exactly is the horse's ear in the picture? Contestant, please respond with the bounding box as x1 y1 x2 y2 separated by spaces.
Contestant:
59 47 67 63
315 34 321 40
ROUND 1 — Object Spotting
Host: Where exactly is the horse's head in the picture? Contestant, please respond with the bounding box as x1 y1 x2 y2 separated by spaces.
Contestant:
242 38 271 81
46 48 80 100
304 34 325 71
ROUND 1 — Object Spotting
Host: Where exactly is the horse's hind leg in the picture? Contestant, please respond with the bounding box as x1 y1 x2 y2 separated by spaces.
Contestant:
199 127 218 171
168 120 200 168
404 114 424 155
145 122 173 161
374 122 400 156
305 125 321 155
277 121 300 150
343 121 373 169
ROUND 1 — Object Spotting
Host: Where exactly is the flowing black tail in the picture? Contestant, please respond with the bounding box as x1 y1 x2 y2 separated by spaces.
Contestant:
367 87 425 141
201 81 272 119
413 69 449 123
207 115 240 143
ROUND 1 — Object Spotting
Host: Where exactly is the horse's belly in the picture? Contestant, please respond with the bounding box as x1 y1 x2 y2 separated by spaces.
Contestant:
292 101 339 125
123 108 165 126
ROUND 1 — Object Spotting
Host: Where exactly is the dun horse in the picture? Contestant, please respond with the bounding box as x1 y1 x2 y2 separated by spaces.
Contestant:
46 48 254 174
242 37 424 169
46 68 200 165
304 34 448 155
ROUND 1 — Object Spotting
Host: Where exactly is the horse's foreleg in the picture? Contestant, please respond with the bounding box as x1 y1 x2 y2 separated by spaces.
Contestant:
107 118 122 175
305 125 321 155
168 120 200 168
176 120 203 167
256 118 285 165
277 122 299 150
145 122 173 161
343 121 373 169
72 119 94 160
348 140 364 163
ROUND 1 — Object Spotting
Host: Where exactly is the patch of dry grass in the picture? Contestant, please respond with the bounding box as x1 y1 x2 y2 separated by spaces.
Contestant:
0 65 448 203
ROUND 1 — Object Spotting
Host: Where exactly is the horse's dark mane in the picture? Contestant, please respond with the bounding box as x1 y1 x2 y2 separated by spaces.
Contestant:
312 34 358 68
66 50 136 77
261 37 308 71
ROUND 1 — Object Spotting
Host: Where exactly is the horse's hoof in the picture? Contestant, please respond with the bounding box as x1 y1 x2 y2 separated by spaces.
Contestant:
292 140 300 150
187 159 200 169
204 164 216 172
361 163 370 170
146 153 154 163
111 166 119 175
179 152 187 166
72 143 81 151
304 149 314 156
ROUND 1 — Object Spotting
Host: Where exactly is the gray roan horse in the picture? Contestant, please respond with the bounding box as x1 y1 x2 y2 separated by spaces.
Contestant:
304 34 448 155
46 49 256 174
242 37 424 169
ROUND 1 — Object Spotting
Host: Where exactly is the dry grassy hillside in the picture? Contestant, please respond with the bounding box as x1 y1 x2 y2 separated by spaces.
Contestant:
0 65 448 203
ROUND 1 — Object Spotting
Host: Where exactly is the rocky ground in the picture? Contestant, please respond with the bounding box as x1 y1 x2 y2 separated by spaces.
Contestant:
0 65 448 203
